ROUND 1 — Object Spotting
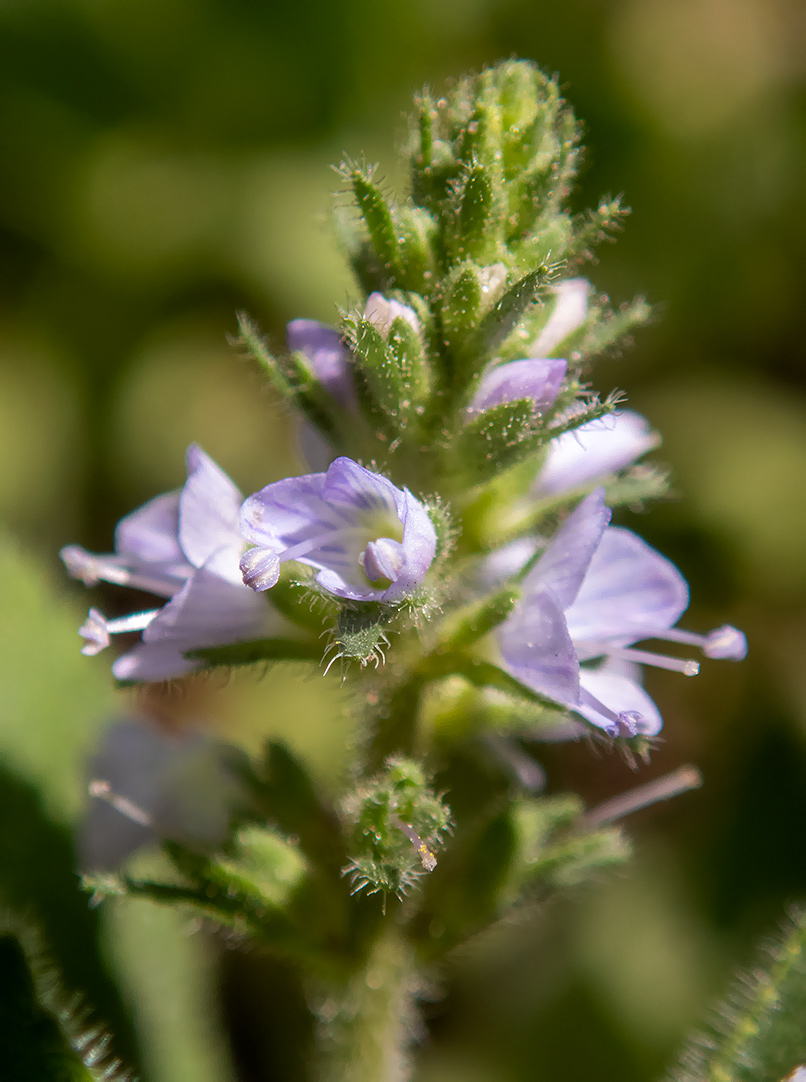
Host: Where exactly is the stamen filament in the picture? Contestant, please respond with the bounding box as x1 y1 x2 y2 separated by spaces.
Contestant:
279 525 369 564
89 780 153 827
105 610 161 635
607 646 700 676
583 765 703 826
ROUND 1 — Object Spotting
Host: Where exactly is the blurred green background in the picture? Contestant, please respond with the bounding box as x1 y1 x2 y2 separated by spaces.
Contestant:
0 0 804 1079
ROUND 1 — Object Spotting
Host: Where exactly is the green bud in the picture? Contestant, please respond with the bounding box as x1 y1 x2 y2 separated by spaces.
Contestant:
329 604 393 670
346 317 407 437
451 398 543 484
209 826 306 908
341 757 452 900
395 206 438 293
340 161 401 288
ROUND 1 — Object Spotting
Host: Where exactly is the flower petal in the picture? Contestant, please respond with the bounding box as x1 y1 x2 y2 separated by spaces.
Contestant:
144 558 278 652
577 665 663 736
115 491 184 565
534 410 658 497
529 277 590 357
565 526 689 651
384 488 437 601
322 457 404 521
79 719 246 869
179 444 244 576
468 358 567 415
287 319 355 408
240 472 330 549
112 558 281 682
525 488 611 609
477 537 540 590
498 585 580 706
364 293 421 337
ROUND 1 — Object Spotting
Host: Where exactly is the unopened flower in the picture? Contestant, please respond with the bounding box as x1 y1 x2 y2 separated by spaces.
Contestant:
79 717 247 870
467 358 566 416
63 445 282 682
287 319 356 409
497 489 746 736
534 409 658 497
240 457 437 602
528 277 590 357
364 292 421 337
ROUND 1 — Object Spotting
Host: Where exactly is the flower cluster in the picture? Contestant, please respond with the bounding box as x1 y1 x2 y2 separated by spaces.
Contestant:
62 63 747 922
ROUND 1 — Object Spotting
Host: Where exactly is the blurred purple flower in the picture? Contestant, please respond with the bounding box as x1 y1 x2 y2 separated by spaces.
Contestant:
287 318 356 410
240 456 437 602
497 489 746 736
79 717 247 870
528 277 590 357
534 409 659 496
62 445 282 682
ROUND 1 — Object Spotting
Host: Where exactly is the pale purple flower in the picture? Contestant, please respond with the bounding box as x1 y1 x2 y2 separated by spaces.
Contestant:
363 292 421 337
79 718 247 870
287 319 356 409
528 277 590 357
497 489 746 737
240 457 437 602
534 409 658 497
62 445 282 682
467 358 567 416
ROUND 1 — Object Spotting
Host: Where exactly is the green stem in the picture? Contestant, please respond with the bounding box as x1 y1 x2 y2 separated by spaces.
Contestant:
312 923 418 1082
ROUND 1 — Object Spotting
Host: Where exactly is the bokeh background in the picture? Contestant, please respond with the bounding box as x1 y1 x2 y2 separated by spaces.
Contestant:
1 1 804 1079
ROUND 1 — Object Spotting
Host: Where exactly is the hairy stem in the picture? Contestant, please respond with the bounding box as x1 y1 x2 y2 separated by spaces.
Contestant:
312 923 419 1082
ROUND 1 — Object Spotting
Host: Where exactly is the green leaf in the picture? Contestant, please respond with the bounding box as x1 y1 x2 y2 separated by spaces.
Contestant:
668 907 806 1082
341 162 401 287
188 637 321 668
0 929 133 1082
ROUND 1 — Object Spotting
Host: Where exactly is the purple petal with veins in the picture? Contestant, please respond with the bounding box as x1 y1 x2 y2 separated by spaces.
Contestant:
564 527 689 655
498 585 580 706
523 488 611 609
240 457 436 602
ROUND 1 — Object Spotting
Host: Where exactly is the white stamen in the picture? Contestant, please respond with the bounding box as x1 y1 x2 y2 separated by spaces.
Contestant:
606 646 700 677
89 779 153 827
279 525 370 564
61 544 186 597
79 607 160 656
104 610 161 635
583 765 703 826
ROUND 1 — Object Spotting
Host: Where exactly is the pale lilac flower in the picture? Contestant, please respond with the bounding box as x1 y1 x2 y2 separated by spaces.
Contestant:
534 409 658 497
528 277 590 357
240 457 437 602
497 489 746 736
287 319 356 409
79 718 247 870
364 292 421 337
63 445 282 682
467 358 566 416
